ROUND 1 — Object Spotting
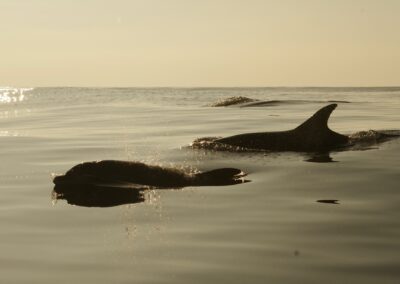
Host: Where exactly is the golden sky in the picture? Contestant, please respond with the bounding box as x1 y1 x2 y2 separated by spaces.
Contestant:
1 0 399 87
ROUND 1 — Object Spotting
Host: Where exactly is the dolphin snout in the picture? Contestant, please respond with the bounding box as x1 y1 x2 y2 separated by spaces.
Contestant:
53 175 67 185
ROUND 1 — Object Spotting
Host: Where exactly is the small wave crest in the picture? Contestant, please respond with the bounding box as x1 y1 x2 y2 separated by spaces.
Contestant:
208 96 350 108
349 130 400 144
208 96 257 107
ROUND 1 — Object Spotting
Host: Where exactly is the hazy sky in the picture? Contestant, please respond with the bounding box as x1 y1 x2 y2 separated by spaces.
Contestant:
1 0 399 87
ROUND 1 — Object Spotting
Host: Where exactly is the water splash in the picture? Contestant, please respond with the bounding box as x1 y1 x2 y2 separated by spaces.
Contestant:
208 96 256 107
349 130 399 143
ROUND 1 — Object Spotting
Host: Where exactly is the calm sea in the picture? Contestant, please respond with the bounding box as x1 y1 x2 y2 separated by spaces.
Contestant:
0 87 399 283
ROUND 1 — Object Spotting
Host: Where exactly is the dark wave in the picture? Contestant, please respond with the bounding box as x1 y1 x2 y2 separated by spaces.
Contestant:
209 96 351 107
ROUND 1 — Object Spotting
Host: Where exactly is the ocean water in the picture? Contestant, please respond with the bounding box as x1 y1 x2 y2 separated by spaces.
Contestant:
0 87 399 283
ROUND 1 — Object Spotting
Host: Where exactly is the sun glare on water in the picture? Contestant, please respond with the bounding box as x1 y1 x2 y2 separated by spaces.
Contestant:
0 87 33 104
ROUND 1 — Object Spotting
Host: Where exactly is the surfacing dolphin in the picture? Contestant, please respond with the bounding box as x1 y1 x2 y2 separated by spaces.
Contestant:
53 160 248 207
212 104 347 152
53 160 246 187
192 104 399 152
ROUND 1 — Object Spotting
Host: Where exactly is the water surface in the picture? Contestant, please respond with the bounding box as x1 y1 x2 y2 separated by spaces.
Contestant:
0 87 399 283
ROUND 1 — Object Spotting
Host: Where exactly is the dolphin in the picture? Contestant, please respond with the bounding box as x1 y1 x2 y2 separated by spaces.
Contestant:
53 160 248 207
197 103 399 153
213 104 349 152
53 160 247 188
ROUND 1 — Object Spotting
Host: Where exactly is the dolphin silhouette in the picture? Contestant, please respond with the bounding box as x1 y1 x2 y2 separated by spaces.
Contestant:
192 103 399 158
214 104 349 152
53 160 247 188
53 160 248 207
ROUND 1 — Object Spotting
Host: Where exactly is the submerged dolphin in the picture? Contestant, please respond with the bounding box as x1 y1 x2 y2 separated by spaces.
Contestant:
215 104 348 152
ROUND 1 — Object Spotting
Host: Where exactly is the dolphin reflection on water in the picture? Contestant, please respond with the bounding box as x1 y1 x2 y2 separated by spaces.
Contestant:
52 160 248 207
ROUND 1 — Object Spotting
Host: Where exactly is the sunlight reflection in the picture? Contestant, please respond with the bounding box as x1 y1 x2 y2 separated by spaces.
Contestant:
0 87 33 104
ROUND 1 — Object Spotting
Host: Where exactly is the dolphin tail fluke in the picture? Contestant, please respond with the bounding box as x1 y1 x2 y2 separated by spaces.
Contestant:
194 168 246 186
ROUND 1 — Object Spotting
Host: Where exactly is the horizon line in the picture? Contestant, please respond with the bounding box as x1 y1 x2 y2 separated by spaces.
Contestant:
5 85 400 89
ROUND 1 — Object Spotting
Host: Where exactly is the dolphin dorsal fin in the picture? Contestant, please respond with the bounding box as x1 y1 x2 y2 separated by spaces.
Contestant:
295 104 338 132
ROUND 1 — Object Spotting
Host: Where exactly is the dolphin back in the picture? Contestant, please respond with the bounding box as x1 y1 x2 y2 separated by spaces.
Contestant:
216 104 349 152
295 103 338 132
293 104 349 150
53 160 189 188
